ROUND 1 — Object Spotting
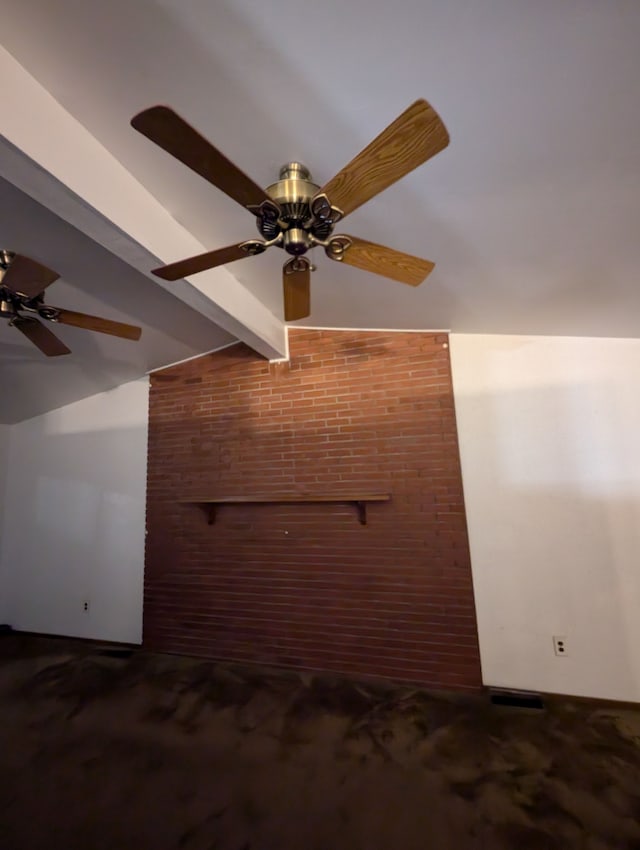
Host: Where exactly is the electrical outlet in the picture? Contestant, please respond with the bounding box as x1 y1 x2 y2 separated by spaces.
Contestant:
553 635 568 657
83 600 90 613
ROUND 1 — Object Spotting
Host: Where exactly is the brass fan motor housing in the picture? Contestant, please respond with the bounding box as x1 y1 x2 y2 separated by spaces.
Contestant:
266 162 320 217
0 298 16 317
262 162 321 255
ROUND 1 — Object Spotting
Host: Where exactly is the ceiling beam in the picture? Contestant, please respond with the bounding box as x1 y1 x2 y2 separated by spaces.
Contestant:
0 46 286 360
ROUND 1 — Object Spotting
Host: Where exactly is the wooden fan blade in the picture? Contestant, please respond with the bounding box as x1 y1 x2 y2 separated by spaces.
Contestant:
3 255 60 299
55 309 142 341
318 99 449 217
282 258 311 321
330 236 434 286
13 317 70 356
152 243 253 281
131 106 273 213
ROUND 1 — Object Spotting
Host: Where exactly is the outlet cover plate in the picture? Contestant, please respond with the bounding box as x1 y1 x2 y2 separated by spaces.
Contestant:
553 635 568 657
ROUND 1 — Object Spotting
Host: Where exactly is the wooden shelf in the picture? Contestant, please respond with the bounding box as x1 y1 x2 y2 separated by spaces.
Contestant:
179 494 391 526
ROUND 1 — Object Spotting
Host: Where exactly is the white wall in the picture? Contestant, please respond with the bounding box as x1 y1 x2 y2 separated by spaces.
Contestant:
0 424 10 622
450 334 640 702
0 379 149 644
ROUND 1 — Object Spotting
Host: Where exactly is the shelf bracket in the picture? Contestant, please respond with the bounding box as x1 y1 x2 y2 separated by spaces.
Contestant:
353 500 367 525
195 503 217 525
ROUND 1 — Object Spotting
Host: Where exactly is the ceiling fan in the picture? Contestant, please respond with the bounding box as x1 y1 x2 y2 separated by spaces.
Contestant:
131 99 449 321
0 251 142 356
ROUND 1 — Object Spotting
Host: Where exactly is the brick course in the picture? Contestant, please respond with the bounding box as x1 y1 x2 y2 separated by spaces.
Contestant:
144 329 481 691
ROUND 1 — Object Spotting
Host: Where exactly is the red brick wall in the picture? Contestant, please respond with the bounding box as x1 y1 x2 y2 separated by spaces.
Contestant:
144 330 481 691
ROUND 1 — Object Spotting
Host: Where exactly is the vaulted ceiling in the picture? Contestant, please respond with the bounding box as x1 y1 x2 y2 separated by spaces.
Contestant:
1 0 640 421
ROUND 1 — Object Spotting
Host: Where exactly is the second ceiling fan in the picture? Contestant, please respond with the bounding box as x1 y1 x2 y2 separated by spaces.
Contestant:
131 99 449 321
0 251 142 356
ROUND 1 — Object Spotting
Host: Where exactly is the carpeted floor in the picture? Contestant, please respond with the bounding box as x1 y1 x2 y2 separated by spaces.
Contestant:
1 634 639 849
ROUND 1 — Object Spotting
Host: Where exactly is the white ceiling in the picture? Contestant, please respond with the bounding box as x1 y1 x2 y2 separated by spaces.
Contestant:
1 0 640 419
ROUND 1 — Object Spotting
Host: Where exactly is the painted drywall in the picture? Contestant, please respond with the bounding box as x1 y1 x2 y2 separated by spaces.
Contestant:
0 423 9 520
0 424 11 622
450 334 640 702
0 379 149 643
